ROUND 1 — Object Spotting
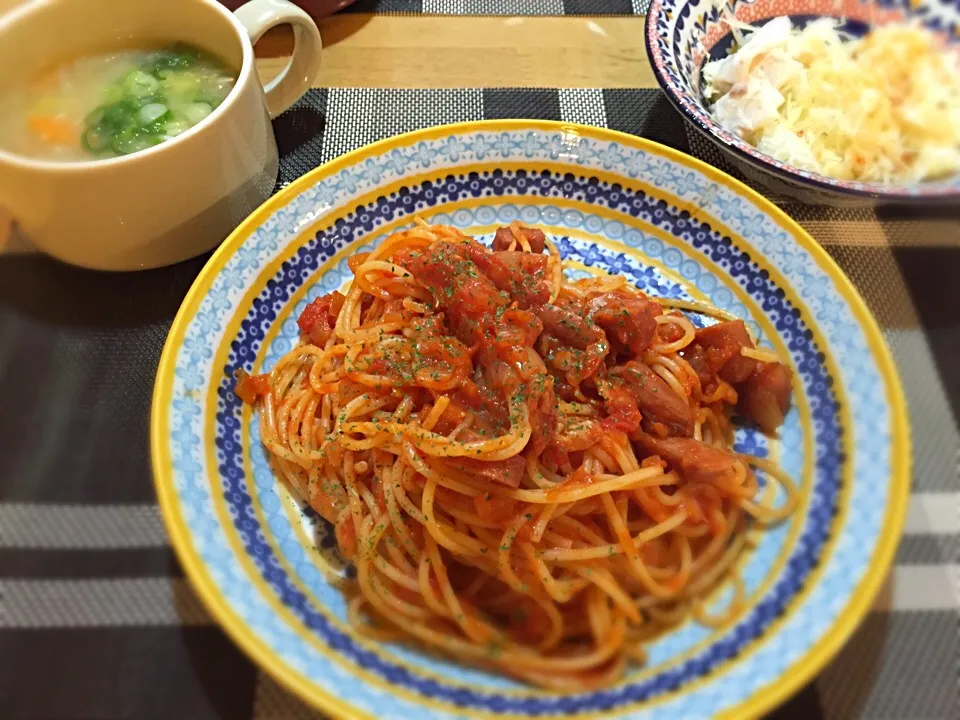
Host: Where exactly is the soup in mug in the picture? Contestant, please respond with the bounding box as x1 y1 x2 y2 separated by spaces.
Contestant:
0 44 236 161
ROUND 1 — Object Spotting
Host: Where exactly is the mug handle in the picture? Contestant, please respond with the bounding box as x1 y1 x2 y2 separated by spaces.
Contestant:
234 0 323 119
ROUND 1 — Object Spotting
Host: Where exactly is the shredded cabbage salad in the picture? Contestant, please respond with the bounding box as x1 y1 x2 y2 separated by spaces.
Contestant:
702 17 960 183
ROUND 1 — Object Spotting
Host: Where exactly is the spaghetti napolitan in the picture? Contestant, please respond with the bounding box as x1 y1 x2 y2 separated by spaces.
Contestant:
235 221 797 690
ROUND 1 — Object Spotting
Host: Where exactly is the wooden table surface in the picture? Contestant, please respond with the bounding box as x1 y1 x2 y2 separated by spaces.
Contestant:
257 15 652 88
0 14 650 254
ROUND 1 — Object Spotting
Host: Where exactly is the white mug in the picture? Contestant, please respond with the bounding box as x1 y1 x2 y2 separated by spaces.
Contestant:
0 0 322 270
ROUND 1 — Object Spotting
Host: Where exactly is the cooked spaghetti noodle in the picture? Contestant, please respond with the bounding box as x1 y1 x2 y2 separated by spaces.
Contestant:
235 221 798 689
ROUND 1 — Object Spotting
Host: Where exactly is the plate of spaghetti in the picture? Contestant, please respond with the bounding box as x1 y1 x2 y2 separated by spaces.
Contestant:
151 121 909 720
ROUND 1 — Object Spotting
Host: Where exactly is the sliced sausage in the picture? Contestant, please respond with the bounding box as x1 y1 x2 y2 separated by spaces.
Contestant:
740 362 792 434
535 303 605 350
610 361 694 437
444 455 527 489
633 433 740 485
587 291 660 355
695 319 757 384
492 226 547 253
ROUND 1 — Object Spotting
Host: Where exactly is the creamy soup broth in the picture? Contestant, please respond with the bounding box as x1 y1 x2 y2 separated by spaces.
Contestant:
0 44 236 162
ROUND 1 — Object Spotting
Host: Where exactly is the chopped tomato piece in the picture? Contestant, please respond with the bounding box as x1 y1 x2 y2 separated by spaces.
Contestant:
347 252 371 274
297 291 345 346
526 375 557 455
601 385 643 433
473 492 518 525
335 515 358 560
491 309 544 355
406 240 508 345
433 485 473 512
309 478 346 524
459 241 550 310
414 336 473 389
234 371 270 405
506 598 551 644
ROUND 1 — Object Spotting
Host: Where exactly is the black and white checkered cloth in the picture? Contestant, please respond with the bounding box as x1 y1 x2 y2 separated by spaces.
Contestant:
342 0 648 16
2 88 958 720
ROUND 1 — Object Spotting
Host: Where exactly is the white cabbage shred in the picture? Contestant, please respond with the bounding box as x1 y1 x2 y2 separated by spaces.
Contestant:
702 17 960 183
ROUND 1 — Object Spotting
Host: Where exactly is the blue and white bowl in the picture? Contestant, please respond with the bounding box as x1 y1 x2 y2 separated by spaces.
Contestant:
645 0 960 205
152 121 910 719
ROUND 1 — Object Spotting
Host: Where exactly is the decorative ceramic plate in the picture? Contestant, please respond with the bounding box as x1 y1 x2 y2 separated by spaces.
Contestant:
151 121 909 720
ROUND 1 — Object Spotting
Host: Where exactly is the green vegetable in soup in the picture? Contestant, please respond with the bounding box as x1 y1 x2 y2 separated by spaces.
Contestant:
123 70 160 98
160 72 201 98
163 119 191 138
80 43 235 157
182 102 212 125
144 44 200 75
81 127 111 153
139 103 170 125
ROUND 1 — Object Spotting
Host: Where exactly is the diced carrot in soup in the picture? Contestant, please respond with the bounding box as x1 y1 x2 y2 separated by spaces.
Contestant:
28 115 76 145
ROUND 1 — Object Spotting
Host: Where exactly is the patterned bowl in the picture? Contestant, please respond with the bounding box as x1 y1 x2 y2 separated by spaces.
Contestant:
645 0 960 206
151 121 910 719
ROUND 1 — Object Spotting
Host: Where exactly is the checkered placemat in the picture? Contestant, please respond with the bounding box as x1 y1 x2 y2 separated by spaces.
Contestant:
342 0 648 16
2 88 957 720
